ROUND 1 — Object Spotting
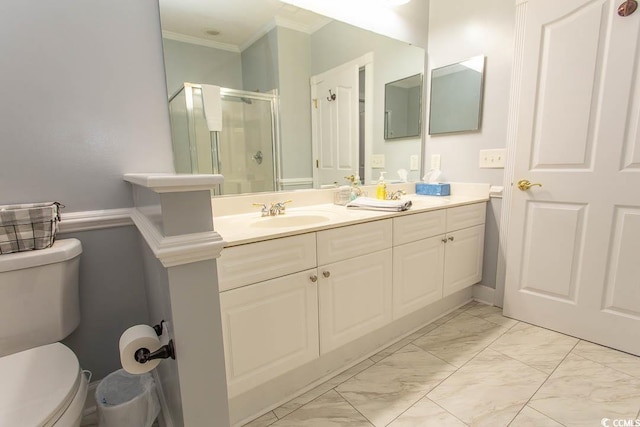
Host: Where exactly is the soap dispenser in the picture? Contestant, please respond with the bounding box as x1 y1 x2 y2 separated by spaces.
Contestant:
376 172 387 200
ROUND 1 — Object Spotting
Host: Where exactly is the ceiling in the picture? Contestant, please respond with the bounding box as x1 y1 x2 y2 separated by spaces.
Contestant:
159 0 332 52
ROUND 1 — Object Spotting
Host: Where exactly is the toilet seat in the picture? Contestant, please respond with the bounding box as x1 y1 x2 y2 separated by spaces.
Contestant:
0 343 82 426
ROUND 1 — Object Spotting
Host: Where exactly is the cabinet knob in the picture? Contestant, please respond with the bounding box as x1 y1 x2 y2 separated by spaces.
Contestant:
448 236 454 241
441 238 448 243
310 275 318 283
322 271 331 278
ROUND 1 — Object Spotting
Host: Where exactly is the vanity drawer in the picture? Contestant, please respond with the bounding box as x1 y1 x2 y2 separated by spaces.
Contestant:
393 209 447 246
446 203 486 231
217 233 317 292
317 219 392 265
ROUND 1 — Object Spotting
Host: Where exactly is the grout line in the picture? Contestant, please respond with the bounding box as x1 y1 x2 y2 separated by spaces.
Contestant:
429 397 470 426
507 406 566 427
506 340 580 426
334 388 376 426
570 340 640 381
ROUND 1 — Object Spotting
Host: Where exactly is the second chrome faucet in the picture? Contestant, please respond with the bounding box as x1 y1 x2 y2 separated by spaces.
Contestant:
253 200 292 217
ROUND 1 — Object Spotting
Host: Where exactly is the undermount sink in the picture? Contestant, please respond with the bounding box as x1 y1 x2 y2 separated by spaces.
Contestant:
250 213 332 228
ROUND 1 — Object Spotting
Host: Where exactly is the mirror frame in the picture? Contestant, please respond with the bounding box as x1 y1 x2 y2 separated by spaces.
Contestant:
384 73 423 141
428 55 486 135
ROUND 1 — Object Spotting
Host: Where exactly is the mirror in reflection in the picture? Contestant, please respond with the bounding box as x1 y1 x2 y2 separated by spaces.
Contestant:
384 74 423 140
428 55 485 135
160 1 425 195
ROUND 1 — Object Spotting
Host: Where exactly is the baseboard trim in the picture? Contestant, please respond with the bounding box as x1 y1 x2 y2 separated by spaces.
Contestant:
472 284 496 306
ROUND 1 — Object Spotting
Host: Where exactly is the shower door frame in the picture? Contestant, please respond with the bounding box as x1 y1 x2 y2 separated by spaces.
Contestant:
174 83 282 194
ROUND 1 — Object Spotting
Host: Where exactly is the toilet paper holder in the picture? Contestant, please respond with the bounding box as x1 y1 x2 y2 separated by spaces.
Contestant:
135 340 176 364
134 320 176 365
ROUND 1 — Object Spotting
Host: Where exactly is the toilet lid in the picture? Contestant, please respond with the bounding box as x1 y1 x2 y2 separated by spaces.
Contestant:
0 343 80 427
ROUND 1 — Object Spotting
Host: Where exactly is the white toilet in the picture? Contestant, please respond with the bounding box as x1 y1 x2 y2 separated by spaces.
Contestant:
0 239 88 426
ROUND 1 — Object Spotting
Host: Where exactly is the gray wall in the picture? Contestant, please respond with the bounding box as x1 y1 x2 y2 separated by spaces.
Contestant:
0 0 174 212
0 0 175 384
425 0 514 187
163 39 243 96
61 227 150 381
140 239 184 426
241 30 280 93
425 0 515 293
276 27 313 181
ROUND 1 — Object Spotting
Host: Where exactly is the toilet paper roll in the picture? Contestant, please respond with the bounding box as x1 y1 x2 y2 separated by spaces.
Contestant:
119 324 162 374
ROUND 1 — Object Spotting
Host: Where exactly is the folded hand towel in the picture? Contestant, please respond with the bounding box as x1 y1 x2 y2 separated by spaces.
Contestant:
346 197 412 212
201 84 222 132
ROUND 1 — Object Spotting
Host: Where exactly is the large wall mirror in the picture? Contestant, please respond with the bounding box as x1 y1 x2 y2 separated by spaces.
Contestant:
159 0 425 195
429 55 485 135
384 73 422 140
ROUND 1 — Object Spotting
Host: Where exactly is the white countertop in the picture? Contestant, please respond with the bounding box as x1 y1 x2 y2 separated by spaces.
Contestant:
214 193 489 247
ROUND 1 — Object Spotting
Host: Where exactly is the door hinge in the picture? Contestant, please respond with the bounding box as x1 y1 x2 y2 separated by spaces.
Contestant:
316 159 319 168
313 98 318 109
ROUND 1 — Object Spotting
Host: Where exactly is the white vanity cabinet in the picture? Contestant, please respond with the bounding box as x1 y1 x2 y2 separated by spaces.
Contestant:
316 220 393 354
216 201 486 398
217 234 319 397
392 203 486 319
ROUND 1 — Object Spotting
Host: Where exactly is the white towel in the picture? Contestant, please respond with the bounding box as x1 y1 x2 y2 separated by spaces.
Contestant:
347 197 412 212
201 84 222 132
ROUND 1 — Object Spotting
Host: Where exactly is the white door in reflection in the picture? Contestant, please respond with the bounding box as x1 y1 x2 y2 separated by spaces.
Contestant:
311 58 361 187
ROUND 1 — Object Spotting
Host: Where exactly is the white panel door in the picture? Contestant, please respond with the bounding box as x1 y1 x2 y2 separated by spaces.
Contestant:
311 59 359 187
318 249 393 353
220 269 319 397
504 0 640 355
393 236 445 319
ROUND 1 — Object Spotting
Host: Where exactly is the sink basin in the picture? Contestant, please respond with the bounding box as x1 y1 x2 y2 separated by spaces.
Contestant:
250 214 332 228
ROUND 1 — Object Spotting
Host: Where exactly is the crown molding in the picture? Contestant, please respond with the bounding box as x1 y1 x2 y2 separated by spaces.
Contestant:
162 31 240 53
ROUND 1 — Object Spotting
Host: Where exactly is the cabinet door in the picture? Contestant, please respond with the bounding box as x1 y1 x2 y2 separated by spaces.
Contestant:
318 249 393 353
443 225 485 297
220 269 319 397
393 235 445 319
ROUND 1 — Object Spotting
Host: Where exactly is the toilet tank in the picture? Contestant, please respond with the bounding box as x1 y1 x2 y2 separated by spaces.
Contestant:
0 239 82 357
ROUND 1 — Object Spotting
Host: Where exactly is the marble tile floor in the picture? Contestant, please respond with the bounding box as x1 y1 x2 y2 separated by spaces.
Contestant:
243 301 640 427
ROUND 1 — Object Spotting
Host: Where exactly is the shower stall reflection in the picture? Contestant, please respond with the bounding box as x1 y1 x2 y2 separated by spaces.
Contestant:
168 83 280 195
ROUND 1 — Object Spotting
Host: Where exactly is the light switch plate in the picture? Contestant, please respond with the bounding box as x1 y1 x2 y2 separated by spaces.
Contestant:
371 154 385 168
410 155 419 171
430 154 441 170
479 149 506 168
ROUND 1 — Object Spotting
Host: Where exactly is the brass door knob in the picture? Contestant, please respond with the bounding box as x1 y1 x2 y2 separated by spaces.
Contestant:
322 271 331 278
310 275 318 283
517 179 543 191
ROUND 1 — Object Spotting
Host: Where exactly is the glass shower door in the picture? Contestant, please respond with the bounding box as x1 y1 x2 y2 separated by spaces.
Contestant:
217 91 277 195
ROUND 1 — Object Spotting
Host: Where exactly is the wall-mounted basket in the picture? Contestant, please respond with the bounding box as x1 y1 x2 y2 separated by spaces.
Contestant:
0 202 63 255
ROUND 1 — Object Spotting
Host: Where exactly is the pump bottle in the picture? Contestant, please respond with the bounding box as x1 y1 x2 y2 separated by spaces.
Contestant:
376 172 387 200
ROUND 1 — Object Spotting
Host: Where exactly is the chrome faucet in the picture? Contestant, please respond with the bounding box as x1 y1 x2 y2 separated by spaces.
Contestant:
253 200 292 217
387 190 406 200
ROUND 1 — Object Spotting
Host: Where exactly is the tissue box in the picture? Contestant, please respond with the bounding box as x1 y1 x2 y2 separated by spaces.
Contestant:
416 183 450 196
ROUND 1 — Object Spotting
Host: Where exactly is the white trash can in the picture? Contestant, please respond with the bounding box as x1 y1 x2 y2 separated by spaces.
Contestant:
95 369 160 427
